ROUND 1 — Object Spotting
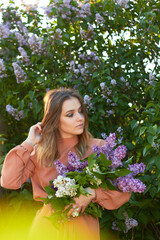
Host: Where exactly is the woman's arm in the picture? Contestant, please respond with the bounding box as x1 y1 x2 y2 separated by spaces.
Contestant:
1 122 42 189
1 141 35 189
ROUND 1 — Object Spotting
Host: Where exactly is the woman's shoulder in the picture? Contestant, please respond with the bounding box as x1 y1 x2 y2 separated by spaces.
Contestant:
88 138 106 147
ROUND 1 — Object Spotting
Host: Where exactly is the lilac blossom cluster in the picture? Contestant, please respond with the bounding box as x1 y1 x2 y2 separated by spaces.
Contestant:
113 0 130 9
15 32 28 47
148 72 155 86
92 133 146 193
6 104 24 121
69 52 100 81
53 175 77 197
16 21 29 37
45 1 91 20
0 23 10 39
116 175 146 193
80 24 94 41
99 82 116 118
12 62 27 83
112 212 138 233
116 126 124 144
0 59 7 78
28 34 47 55
95 13 105 25
55 151 87 176
84 95 93 110
18 47 31 66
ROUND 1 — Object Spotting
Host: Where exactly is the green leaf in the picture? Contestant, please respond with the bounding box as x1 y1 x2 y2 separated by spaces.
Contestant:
88 153 96 170
143 144 151 156
146 134 154 145
139 126 146 136
105 179 117 190
79 186 88 195
114 169 132 177
100 152 112 168
148 125 157 135
154 155 160 170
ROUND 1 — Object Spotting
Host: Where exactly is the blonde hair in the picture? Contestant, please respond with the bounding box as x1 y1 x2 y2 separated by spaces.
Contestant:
37 88 92 167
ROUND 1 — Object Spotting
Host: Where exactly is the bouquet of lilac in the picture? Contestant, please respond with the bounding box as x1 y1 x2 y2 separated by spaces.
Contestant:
42 133 146 226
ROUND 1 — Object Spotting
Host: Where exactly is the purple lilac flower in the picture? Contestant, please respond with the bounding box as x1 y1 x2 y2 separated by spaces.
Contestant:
114 0 129 9
101 133 107 139
110 156 123 169
0 23 10 39
92 145 101 157
6 104 24 121
15 32 28 46
128 163 146 176
0 59 7 78
124 212 138 232
116 175 146 193
96 13 105 25
114 145 127 160
68 151 85 170
111 79 117 85
54 160 68 176
105 133 116 148
100 144 113 159
79 3 91 18
18 47 31 66
28 34 47 55
12 62 27 83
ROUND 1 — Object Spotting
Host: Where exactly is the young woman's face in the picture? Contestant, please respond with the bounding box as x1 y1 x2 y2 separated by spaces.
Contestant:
58 97 85 138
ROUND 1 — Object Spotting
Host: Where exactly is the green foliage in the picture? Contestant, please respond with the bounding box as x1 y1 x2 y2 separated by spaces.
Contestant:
0 0 160 239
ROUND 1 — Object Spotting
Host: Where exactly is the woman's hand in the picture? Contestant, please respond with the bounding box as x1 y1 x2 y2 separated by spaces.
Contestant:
26 122 42 146
67 188 96 217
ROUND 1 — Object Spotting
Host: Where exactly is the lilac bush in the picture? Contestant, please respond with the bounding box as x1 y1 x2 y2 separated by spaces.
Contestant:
0 0 159 239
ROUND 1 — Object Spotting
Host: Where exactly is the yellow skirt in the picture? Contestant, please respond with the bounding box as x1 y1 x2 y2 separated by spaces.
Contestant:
28 204 100 240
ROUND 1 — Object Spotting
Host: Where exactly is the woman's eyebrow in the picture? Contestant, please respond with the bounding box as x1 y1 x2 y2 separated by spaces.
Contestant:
65 106 82 113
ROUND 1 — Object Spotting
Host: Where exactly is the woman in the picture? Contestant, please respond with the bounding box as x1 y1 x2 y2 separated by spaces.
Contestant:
1 88 131 240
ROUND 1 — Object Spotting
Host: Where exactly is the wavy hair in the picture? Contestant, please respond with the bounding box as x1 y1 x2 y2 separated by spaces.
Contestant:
37 88 92 166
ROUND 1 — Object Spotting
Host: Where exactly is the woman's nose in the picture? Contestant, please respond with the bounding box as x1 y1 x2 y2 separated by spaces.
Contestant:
76 113 84 121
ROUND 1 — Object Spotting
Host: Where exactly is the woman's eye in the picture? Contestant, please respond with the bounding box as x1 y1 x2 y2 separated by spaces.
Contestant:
79 109 83 114
67 113 73 117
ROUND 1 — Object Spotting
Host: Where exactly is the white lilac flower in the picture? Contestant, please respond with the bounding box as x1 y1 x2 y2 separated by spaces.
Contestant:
100 82 106 90
96 13 105 25
6 104 24 121
15 32 28 46
111 79 117 85
53 175 77 197
0 23 10 39
12 62 27 83
0 59 7 78
84 95 91 105
18 47 31 66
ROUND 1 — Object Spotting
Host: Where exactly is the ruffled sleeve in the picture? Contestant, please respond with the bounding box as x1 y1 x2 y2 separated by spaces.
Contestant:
93 187 131 210
1 141 36 190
